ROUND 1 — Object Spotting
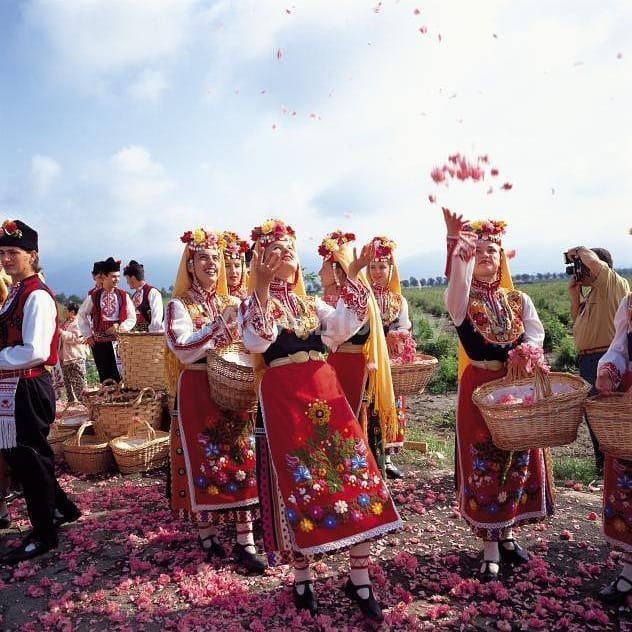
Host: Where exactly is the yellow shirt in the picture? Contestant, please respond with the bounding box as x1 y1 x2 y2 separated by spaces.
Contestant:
572 262 630 352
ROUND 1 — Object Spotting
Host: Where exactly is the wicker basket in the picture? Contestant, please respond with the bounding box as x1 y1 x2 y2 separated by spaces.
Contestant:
92 386 163 441
63 421 113 475
48 423 78 457
472 368 591 450
390 354 439 397
206 343 257 412
117 332 167 391
109 419 170 474
585 392 632 459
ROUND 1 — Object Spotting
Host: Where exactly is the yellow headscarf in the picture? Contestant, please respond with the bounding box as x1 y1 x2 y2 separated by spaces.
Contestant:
165 232 229 396
457 239 514 379
328 241 399 443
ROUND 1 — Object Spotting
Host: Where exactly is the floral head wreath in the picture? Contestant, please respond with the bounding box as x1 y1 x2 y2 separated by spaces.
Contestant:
371 235 397 262
464 219 507 245
0 219 23 238
180 228 226 252
318 230 356 261
222 231 249 260
250 218 296 245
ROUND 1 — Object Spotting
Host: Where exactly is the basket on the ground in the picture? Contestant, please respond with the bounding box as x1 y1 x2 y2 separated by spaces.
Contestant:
109 418 170 474
63 421 113 475
92 385 163 441
206 343 257 412
117 332 167 391
390 354 439 397
48 423 78 457
585 391 632 459
472 368 591 451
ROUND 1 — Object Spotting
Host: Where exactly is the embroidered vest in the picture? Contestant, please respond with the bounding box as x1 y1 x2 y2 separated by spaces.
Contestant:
372 286 403 334
133 283 155 325
91 287 128 334
0 275 59 366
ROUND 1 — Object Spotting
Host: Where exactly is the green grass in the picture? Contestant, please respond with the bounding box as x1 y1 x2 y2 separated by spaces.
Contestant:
551 456 599 485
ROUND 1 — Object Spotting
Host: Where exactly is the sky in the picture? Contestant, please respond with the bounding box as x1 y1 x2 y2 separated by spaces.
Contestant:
1 0 631 294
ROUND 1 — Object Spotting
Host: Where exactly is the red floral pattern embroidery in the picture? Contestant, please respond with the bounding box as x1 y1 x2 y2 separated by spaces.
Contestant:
339 279 368 322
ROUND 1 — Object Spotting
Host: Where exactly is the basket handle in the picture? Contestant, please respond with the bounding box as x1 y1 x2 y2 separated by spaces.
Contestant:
126 417 156 441
100 379 121 397
131 387 157 407
69 421 93 447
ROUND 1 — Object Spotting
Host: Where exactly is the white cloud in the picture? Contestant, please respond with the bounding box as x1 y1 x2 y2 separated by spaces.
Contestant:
30 154 61 200
128 69 169 102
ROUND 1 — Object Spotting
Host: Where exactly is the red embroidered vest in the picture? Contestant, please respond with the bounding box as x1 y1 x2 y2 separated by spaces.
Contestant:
91 287 128 334
133 283 154 325
0 275 59 366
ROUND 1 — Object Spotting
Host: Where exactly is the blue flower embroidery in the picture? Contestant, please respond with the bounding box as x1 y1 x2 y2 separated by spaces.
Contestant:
472 457 486 471
617 474 632 490
205 443 220 457
293 465 312 483
323 515 337 529
351 455 368 471
286 508 298 523
515 453 529 467
603 505 615 519
195 475 207 489
226 481 238 493
358 493 370 508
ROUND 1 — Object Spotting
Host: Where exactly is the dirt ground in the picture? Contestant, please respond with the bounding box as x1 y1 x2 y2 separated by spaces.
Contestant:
0 395 629 631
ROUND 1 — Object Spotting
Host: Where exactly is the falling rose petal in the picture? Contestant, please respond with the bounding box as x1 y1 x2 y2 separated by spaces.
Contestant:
487 186 493 194
343 212 352 219
500 182 513 190
428 194 436 204
438 33 442 42
505 249 516 260
271 123 277 130
285 8 292 14
551 187 556 195
616 52 623 59
419 26 428 35
490 167 499 176
493 33 498 39
276 49 283 60
414 8 421 15
373 2 382 13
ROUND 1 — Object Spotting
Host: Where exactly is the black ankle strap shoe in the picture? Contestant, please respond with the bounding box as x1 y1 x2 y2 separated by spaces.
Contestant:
598 575 632 605
293 580 318 615
198 535 227 560
344 578 384 622
499 538 529 565
233 543 267 574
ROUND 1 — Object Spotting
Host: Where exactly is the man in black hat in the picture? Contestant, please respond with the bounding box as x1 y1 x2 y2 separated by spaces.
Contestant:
0 219 80 562
78 257 136 382
123 260 164 332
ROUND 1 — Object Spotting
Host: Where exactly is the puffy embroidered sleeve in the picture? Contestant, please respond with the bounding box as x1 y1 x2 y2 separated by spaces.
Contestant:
165 298 235 364
77 294 94 339
0 291 57 369
521 293 545 348
238 292 278 353
316 279 369 349
119 294 137 332
444 231 477 326
148 288 165 333
597 295 629 388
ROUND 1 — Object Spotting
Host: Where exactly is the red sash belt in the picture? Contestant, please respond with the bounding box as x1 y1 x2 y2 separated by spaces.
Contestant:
0 366 46 380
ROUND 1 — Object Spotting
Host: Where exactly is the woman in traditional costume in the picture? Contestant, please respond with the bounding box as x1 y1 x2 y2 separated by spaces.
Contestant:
222 231 250 300
594 290 632 604
442 208 553 581
239 219 402 622
319 231 399 476
165 227 265 573
366 235 411 478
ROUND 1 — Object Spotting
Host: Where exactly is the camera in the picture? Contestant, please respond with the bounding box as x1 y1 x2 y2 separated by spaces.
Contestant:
563 251 586 282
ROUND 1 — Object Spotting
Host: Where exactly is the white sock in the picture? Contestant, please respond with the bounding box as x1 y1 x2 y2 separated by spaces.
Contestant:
349 542 371 599
481 541 500 574
293 555 314 594
198 525 220 550
384 454 392 466
500 528 515 550
236 519 256 554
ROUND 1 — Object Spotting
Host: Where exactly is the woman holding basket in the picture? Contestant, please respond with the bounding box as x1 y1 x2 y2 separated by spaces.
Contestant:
320 231 399 478
594 293 632 604
239 219 402 622
164 227 265 573
442 208 553 582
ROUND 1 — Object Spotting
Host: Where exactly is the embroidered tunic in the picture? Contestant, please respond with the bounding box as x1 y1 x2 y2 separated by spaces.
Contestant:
597 294 632 552
132 283 164 332
165 283 258 523
78 289 136 341
239 280 402 564
444 232 553 540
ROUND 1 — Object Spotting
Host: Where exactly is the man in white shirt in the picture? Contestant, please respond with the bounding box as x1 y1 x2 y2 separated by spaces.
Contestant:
78 257 136 382
123 260 164 332
0 219 80 562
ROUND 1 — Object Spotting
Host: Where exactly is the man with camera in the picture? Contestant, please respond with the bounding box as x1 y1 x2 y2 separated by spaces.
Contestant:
566 246 629 474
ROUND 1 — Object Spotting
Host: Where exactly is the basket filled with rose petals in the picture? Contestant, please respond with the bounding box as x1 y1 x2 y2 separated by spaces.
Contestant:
472 343 591 451
388 330 438 397
585 390 632 459
207 343 257 412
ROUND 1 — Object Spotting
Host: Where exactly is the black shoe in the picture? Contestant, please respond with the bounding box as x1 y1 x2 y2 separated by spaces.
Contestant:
53 504 82 529
598 575 632 605
2 534 58 564
479 560 500 583
198 535 227 560
499 538 530 565
293 580 318 615
385 463 403 479
344 578 384 622
233 543 267 574
0 513 10 529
